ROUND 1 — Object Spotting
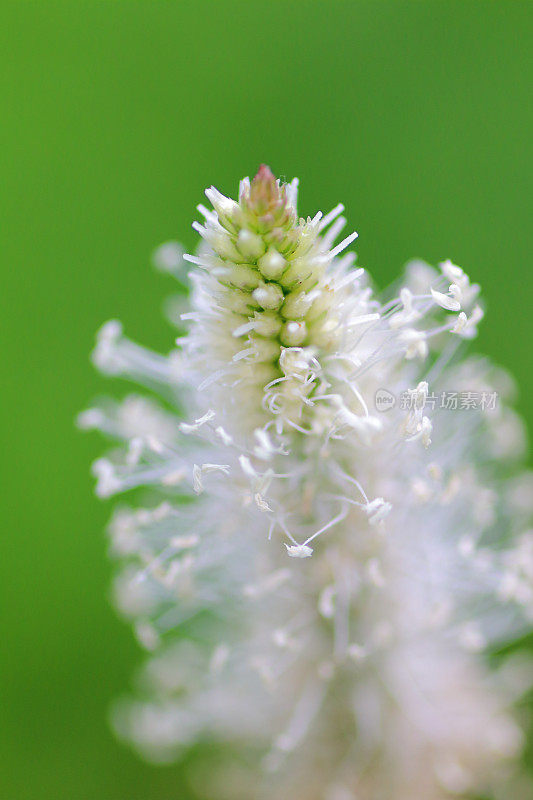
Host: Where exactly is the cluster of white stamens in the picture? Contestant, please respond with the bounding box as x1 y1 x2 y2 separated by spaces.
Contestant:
82 167 533 800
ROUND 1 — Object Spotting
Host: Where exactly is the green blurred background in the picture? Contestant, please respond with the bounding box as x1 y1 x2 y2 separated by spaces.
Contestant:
2 2 532 798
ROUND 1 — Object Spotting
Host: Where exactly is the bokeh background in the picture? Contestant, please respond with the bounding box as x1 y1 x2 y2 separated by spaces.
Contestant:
2 2 532 798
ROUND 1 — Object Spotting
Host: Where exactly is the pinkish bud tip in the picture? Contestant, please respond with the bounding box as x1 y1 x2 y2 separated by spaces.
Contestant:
254 164 276 183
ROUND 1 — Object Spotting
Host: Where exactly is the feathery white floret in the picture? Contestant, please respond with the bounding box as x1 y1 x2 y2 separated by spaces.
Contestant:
82 166 532 800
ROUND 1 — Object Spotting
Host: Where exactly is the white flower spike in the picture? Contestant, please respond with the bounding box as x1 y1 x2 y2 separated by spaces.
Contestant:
83 166 532 800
